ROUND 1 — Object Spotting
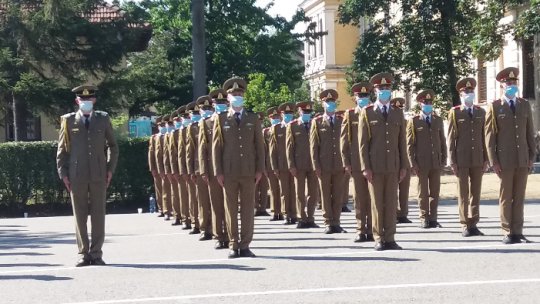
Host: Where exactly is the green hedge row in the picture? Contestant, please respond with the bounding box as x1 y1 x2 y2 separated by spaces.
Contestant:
0 137 152 215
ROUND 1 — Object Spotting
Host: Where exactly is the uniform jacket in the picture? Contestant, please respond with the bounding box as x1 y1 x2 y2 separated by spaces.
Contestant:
447 105 487 168
406 114 447 170
340 107 362 172
286 119 313 172
269 122 289 171
310 114 344 172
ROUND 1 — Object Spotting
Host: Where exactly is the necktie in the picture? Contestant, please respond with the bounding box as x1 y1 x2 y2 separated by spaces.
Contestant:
426 116 431 127
467 108 473 119
304 123 309 132
234 112 241 125
329 117 334 128
382 105 388 120
509 100 515 114
84 114 90 129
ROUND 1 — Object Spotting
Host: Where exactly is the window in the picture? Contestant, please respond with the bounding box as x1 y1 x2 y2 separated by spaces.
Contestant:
319 18 323 56
4 110 42 141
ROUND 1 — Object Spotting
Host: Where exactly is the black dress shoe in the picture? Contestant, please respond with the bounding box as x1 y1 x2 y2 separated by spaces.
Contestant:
228 249 240 259
283 218 292 225
296 221 308 229
76 258 91 267
462 228 472 237
182 223 192 230
324 226 334 234
223 241 230 248
164 213 171 221
429 221 442 228
307 221 320 228
366 234 374 241
91 258 107 266
316 204 322 210
269 214 280 221
341 205 351 212
157 212 165 217
290 218 298 225
420 220 430 229
171 218 182 226
199 232 213 241
333 226 347 233
354 234 367 243
470 227 485 236
189 227 201 235
514 234 532 243
385 242 402 250
502 235 515 244
374 242 385 251
277 214 284 220
397 217 412 224
239 248 256 258
214 241 224 249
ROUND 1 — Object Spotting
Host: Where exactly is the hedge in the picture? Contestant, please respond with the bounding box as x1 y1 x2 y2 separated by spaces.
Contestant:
0 137 152 216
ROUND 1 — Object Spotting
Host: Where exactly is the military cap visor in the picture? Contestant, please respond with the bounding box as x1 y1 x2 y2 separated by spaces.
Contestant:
319 89 339 101
72 85 98 98
278 102 296 113
223 77 247 93
456 78 477 92
390 97 405 108
196 95 213 108
296 101 314 112
267 107 279 117
369 72 394 87
496 67 519 82
416 89 436 102
351 82 373 95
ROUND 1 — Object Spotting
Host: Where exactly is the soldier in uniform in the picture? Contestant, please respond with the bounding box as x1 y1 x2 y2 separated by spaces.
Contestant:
255 111 271 217
265 107 283 221
337 109 352 213
148 116 164 217
406 89 447 229
186 98 213 241
341 82 374 242
485 67 535 244
391 97 413 224
212 77 265 258
359 73 408 251
57 85 118 266
286 101 320 229
180 102 200 235
200 89 229 249
156 115 173 221
310 89 347 234
169 111 183 226
173 106 192 230
447 78 488 237
270 102 298 224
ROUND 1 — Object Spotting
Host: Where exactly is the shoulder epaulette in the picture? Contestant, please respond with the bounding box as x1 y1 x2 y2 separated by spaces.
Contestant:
61 112 76 119
95 110 108 116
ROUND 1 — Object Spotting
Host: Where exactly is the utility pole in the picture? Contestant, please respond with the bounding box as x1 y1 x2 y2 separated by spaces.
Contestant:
191 0 207 99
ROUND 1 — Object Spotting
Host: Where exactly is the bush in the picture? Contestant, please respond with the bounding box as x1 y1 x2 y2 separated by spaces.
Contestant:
0 138 152 217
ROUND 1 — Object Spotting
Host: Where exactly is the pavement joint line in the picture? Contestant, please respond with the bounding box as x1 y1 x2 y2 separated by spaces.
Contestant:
0 242 537 276
62 277 540 304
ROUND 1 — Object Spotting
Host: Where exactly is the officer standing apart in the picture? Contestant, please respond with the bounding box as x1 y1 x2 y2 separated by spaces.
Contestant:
310 89 347 234
212 77 265 258
406 89 447 229
485 67 535 244
57 85 118 266
341 82 374 243
447 78 488 237
286 102 320 229
359 73 408 251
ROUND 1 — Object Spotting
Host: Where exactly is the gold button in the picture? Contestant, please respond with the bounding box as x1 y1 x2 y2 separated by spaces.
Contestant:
515 126 518 129
386 150 390 153
517 145 520 148
240 153 244 157
240 145 243 148
472 147 475 150
516 136 519 138
386 123 389 126
386 132 389 135
386 141 389 144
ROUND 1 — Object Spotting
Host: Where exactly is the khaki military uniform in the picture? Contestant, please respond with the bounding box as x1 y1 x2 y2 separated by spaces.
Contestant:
179 126 199 230
485 98 535 236
148 134 163 212
187 120 212 234
264 127 281 215
406 114 447 223
341 108 372 235
359 104 408 243
165 131 181 221
255 173 269 213
286 119 319 224
397 169 411 218
270 122 297 221
310 114 345 227
212 109 265 250
448 105 487 229
57 110 118 260
199 114 228 241
156 131 173 215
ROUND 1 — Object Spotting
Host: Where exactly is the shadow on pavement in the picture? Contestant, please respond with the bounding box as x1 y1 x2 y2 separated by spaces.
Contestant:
110 263 265 272
0 263 62 268
263 256 420 262
0 275 73 281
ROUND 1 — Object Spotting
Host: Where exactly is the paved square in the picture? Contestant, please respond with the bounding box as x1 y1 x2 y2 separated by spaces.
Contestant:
1 173 539 304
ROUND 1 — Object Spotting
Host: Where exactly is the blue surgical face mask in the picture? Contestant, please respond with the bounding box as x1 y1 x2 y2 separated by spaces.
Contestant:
505 85 518 98
174 122 182 129
182 119 191 127
325 101 337 112
191 114 201 123
283 113 293 123
356 97 370 108
167 126 174 133
230 95 244 108
271 118 281 125
159 127 166 135
203 110 214 118
461 93 475 107
422 104 433 114
215 104 228 113
377 90 392 103
79 100 94 112
301 113 312 123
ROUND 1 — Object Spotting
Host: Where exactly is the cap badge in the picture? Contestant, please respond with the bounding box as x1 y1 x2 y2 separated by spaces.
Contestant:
381 78 387 85
361 87 367 93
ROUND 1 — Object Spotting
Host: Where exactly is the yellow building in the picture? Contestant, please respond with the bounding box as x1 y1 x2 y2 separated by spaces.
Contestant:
300 0 360 110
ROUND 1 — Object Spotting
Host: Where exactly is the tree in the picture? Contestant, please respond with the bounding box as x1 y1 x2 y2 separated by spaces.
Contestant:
118 0 321 115
0 0 149 140
338 0 478 110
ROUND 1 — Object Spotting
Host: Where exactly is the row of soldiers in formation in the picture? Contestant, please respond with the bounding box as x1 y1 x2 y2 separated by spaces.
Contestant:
148 67 534 257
